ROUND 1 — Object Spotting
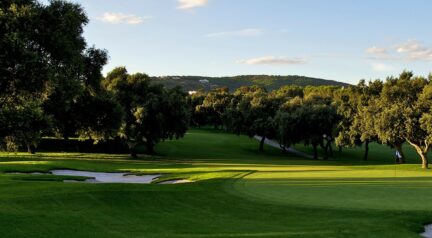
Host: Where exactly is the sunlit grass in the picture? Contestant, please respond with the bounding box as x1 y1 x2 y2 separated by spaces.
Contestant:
0 129 431 237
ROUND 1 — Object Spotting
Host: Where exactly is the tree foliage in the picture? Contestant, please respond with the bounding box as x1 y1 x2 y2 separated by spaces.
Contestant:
224 86 279 151
276 94 339 160
0 0 121 152
104 67 190 156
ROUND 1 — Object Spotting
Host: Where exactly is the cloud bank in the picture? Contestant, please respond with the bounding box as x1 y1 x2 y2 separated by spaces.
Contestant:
237 56 307 65
177 0 208 10
366 46 387 55
395 40 432 61
366 40 432 61
99 12 150 25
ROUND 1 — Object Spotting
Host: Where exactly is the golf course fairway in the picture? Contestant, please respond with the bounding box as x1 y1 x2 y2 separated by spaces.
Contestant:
0 129 431 238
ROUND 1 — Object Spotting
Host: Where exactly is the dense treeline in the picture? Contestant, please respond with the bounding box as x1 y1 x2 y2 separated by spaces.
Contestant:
189 71 432 168
189 85 338 158
0 0 190 156
2 1 432 169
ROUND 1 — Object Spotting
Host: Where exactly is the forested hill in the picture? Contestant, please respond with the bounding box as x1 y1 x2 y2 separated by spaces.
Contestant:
150 75 350 92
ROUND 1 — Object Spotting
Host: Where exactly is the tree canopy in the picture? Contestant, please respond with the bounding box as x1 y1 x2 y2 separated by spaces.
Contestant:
103 67 190 156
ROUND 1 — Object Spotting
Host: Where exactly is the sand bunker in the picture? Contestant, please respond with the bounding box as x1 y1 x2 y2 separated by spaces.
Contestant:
50 170 160 184
421 224 432 238
6 170 194 184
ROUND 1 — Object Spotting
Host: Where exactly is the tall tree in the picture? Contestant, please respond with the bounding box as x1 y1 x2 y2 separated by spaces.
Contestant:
404 83 432 168
0 0 105 152
375 71 429 167
72 91 123 143
187 91 207 127
224 86 279 151
196 87 232 129
334 87 362 153
38 0 90 139
43 48 110 140
275 97 307 152
104 67 190 156
334 80 383 161
277 94 340 160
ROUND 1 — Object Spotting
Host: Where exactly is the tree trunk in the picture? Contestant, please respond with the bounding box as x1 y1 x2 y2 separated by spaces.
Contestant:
407 141 429 169
146 142 155 154
338 146 342 152
327 140 333 157
130 147 137 158
312 143 318 160
320 142 328 160
325 139 333 157
394 143 406 164
27 144 35 154
127 141 137 158
259 136 266 152
420 152 429 169
363 140 369 161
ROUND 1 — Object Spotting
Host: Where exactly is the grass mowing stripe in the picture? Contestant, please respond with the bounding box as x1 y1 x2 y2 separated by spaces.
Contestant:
0 129 431 237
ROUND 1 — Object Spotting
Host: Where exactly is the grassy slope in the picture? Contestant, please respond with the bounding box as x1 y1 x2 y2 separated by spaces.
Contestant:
0 129 431 237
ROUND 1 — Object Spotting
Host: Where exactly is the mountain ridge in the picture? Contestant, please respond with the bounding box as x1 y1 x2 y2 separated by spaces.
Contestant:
150 75 350 92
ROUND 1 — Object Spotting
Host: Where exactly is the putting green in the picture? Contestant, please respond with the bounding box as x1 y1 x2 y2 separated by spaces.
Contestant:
232 168 432 211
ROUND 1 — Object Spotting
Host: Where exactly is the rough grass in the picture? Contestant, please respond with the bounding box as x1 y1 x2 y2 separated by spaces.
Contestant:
0 129 431 237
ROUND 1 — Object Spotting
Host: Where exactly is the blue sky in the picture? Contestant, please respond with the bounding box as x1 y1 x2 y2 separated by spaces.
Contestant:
53 0 432 84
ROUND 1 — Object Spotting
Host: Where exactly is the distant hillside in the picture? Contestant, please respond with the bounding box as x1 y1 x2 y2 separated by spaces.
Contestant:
150 75 350 92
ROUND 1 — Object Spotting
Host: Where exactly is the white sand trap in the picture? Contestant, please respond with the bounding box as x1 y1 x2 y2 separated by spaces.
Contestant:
421 224 432 238
50 170 160 184
63 178 97 183
159 179 192 184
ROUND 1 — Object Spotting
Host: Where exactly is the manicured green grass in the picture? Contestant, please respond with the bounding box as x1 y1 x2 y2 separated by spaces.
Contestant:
0 129 431 237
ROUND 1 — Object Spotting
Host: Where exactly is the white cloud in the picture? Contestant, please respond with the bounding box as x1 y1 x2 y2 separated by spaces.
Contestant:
366 40 432 61
408 50 432 60
99 12 151 25
371 62 394 72
366 46 387 55
395 40 432 61
395 40 425 53
237 56 307 65
205 28 263 38
177 0 208 10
